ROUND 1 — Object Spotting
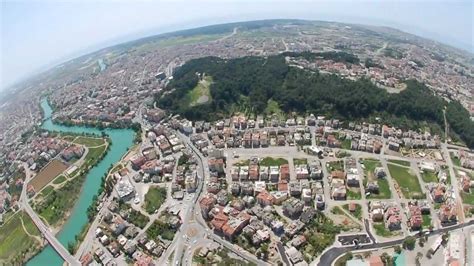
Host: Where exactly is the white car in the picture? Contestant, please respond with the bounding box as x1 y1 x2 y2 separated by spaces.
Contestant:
133 197 140 204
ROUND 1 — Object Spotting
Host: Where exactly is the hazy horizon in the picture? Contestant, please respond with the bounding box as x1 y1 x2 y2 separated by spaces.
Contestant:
1 0 473 92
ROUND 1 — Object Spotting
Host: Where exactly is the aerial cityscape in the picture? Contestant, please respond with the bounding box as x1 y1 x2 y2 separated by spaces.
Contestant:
1 4 474 266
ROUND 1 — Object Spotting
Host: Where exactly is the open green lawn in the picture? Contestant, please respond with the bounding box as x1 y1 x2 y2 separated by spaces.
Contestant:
331 206 344 215
362 159 392 199
387 163 424 199
144 186 167 214
346 189 362 200
388 159 411 167
40 185 54 197
373 223 394 237
421 171 438 183
84 145 107 165
327 160 344 172
362 159 381 175
73 136 105 147
422 214 432 227
342 203 362 220
0 211 41 264
293 158 308 165
341 139 351 150
61 135 77 142
260 157 288 166
450 153 461 167
187 76 213 107
52 175 66 185
372 178 392 199
461 191 474 205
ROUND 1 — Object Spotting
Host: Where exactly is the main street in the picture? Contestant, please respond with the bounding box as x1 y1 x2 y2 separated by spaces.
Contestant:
169 131 269 266
315 220 474 266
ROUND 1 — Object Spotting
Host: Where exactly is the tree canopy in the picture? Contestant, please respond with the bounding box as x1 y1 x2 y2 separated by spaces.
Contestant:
157 52 474 148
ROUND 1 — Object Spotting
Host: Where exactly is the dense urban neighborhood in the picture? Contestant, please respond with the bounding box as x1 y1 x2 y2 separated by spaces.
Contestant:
0 20 473 266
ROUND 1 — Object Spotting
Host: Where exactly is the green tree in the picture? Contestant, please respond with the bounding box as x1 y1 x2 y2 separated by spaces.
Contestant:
403 236 416 250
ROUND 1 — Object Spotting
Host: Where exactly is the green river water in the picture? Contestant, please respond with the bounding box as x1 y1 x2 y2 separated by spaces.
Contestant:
27 99 135 265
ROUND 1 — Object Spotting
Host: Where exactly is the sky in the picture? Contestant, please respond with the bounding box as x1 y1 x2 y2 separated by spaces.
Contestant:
1 0 473 91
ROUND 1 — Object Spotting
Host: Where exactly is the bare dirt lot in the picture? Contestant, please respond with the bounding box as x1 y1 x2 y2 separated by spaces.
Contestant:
30 159 69 192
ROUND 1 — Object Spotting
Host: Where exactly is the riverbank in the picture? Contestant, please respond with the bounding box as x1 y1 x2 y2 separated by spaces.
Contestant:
27 99 135 266
0 211 42 265
33 135 109 231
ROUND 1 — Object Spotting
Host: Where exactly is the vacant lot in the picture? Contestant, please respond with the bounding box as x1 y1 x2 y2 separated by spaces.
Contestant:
144 186 167 214
461 191 474 205
0 211 41 264
373 222 395 237
30 159 69 192
342 203 362 220
362 159 392 199
260 157 288 167
421 171 438 183
293 158 308 165
387 163 424 199
327 160 344 172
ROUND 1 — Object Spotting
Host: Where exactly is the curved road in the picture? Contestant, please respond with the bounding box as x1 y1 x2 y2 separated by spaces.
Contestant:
317 220 474 266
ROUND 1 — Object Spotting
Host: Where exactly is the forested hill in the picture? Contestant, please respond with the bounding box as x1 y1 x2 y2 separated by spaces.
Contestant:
156 53 474 148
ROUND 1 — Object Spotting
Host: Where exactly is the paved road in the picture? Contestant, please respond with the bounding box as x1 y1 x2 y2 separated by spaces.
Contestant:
317 220 474 266
276 242 291 266
23 203 80 265
171 132 269 266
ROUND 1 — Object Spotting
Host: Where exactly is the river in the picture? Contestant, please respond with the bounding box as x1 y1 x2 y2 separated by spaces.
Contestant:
28 99 135 265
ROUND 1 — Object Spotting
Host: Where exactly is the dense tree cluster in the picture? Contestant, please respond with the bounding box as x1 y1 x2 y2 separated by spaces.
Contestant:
282 51 360 64
157 53 474 148
446 101 474 148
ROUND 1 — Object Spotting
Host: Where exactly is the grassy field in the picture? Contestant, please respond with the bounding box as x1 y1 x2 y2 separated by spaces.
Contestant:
61 135 77 142
84 145 107 166
388 159 411 167
144 186 167 214
293 158 308 165
361 159 392 199
73 136 105 147
341 139 351 150
450 153 461 167
347 189 362 200
373 222 394 237
342 203 362 220
260 157 288 167
52 175 66 185
327 160 344 172
372 179 392 199
461 191 474 205
362 159 380 175
30 159 69 192
156 34 225 48
40 185 54 197
0 211 41 264
421 171 438 183
187 76 213 107
387 163 424 199
422 214 432 228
